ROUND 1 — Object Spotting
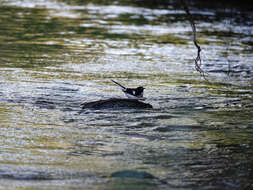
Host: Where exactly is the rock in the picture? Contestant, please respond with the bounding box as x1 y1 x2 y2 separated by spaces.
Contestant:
111 170 155 179
81 98 152 109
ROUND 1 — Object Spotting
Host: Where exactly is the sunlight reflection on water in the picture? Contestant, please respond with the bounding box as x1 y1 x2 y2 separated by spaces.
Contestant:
0 0 253 189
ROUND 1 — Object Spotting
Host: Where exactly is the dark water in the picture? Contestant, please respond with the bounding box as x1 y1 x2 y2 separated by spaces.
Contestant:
0 0 253 189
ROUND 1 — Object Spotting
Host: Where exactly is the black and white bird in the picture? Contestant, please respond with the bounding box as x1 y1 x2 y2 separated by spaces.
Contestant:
111 79 145 99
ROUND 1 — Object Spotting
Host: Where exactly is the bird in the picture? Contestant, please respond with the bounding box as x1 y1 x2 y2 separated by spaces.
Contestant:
111 79 145 99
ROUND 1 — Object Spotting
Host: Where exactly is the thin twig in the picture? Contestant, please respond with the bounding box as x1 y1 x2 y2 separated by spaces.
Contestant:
180 0 207 79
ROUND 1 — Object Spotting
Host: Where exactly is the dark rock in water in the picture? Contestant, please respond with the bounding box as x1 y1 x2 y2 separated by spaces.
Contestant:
34 100 56 109
111 170 155 179
81 98 152 109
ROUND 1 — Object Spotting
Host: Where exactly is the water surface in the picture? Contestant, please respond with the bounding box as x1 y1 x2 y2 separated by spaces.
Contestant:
0 0 253 189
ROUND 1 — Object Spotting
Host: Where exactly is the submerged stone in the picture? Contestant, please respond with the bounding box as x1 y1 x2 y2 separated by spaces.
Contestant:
111 170 155 179
81 98 152 109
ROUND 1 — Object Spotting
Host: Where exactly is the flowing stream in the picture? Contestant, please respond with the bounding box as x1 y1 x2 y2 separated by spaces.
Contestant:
0 0 252 189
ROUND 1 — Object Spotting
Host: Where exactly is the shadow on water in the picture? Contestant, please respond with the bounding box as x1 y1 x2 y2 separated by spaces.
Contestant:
0 0 253 189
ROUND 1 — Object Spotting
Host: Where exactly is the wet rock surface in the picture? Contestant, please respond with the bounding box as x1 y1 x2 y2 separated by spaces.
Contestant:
111 170 155 179
81 98 153 109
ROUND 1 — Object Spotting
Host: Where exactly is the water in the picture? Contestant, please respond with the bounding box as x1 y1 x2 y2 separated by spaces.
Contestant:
0 0 253 189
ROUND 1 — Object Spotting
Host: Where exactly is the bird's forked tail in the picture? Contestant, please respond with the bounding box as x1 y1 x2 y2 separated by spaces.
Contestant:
111 79 126 89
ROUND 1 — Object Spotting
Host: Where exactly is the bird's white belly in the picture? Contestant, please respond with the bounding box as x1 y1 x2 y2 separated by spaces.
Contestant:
124 92 143 99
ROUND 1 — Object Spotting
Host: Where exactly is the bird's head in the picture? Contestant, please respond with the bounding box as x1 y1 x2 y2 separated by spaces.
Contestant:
137 86 145 92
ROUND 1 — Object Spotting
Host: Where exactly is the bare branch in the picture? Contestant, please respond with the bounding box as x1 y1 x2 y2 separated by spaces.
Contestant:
180 0 206 77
